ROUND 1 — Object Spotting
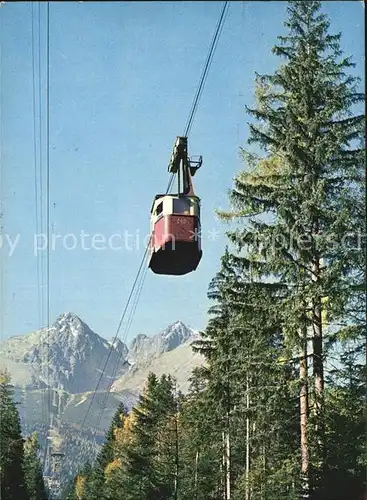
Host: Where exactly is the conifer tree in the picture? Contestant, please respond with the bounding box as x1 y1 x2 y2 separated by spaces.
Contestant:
97 402 127 470
178 368 224 500
77 374 182 500
195 249 300 499
0 370 29 500
23 433 47 500
81 403 127 500
123 373 178 500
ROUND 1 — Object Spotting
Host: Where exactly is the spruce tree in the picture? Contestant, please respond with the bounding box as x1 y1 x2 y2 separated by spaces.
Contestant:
97 401 127 470
123 373 178 500
178 368 224 500
0 370 29 500
82 402 127 500
23 433 47 500
79 373 181 500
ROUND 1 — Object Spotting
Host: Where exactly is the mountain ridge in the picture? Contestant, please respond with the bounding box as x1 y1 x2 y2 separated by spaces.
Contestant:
0 313 204 482
0 313 201 394
0 312 129 393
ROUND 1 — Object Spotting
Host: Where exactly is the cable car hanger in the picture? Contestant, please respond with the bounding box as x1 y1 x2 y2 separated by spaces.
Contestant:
168 136 202 197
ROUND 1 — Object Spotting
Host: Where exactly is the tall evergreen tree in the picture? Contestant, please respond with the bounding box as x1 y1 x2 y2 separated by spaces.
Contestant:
0 370 29 500
97 402 127 470
178 367 227 500
23 432 47 500
81 403 127 500
73 374 182 500
123 373 178 500
194 249 300 499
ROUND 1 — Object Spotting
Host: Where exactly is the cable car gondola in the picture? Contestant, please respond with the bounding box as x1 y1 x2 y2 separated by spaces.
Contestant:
148 137 202 276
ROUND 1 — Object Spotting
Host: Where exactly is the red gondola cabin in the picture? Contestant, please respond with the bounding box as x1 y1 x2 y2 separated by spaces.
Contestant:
148 137 202 276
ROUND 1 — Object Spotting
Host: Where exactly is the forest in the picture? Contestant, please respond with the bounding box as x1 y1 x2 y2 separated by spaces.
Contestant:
0 1 365 500
0 371 47 500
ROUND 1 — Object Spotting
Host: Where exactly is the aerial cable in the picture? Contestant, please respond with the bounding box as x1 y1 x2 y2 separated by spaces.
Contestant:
0 5 3 347
32 1 50 469
80 245 150 429
46 0 51 374
108 262 148 392
32 1 47 465
167 0 229 194
98 264 148 410
183 1 229 137
0 1 3 357
37 0 47 424
46 0 51 413
38 1 45 328
43 0 53 472
31 2 42 330
92 263 149 436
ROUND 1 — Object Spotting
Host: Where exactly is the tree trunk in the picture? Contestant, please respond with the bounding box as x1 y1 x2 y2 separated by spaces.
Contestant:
221 426 231 500
221 433 226 500
312 258 325 491
300 325 310 499
173 420 178 499
225 415 231 500
194 450 199 500
174 399 179 500
245 375 250 500
312 259 324 407
262 444 266 499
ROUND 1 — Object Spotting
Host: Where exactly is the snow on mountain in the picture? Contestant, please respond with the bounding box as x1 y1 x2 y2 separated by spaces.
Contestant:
127 320 196 364
111 321 201 394
0 312 129 393
0 315 201 395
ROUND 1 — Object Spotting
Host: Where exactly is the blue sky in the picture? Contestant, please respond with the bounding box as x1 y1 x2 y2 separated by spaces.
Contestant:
0 1 364 342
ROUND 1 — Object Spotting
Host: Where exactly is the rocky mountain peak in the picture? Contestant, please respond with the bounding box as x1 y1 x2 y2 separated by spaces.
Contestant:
51 312 91 341
0 316 198 394
127 321 195 364
108 338 129 359
128 333 149 351
55 312 83 329
162 320 192 341
0 313 129 393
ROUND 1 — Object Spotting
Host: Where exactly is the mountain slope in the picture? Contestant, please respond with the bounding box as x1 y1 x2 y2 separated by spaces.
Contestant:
0 312 129 393
127 320 195 364
112 336 203 394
